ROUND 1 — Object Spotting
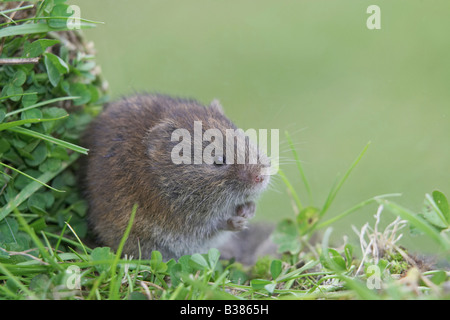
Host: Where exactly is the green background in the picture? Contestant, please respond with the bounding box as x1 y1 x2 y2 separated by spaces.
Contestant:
75 0 449 252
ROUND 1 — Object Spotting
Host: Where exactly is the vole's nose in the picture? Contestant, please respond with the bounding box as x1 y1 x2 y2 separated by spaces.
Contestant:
239 166 269 187
254 175 265 184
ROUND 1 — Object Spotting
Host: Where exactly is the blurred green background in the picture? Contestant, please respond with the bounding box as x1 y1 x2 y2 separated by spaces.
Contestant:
75 0 449 252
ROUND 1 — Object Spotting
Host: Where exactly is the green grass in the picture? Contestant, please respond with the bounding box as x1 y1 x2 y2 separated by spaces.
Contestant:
1 134 449 300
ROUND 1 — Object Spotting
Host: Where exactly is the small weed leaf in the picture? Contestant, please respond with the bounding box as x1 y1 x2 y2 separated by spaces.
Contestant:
432 190 450 224
190 253 209 271
5 84 23 101
12 70 27 87
207 248 220 270
129 292 147 300
250 278 273 290
67 83 92 106
0 217 19 244
177 255 194 274
150 250 167 273
430 270 447 286
167 261 183 287
422 192 450 230
0 110 5 123
30 274 51 298
44 53 69 87
271 218 301 254
90 247 113 273
344 244 354 269
264 282 277 294
297 206 320 235
24 39 60 58
320 248 347 272
48 4 72 29
270 259 283 280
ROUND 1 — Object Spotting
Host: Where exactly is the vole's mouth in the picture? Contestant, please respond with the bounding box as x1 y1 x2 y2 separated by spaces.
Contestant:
254 171 270 189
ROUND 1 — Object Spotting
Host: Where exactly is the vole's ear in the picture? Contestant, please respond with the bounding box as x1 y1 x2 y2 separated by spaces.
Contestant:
210 99 224 114
145 120 177 154
147 120 175 135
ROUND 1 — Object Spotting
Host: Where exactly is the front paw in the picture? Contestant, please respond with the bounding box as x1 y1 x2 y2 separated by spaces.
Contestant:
226 216 249 231
236 201 256 219
224 202 256 231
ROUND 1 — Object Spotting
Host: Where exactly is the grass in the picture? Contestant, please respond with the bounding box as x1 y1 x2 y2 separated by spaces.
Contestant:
1 135 449 300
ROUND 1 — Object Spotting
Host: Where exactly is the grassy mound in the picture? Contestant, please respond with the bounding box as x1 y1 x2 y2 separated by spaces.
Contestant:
0 0 106 290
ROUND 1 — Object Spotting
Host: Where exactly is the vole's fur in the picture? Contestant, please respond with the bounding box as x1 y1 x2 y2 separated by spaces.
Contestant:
80 94 272 261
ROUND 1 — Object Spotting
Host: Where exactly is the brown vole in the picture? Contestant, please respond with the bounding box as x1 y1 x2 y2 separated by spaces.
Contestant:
80 94 271 261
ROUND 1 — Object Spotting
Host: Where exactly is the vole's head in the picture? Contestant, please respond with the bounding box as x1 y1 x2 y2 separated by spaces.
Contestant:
144 99 270 214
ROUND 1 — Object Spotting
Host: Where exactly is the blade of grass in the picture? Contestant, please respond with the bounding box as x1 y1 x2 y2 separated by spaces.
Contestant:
0 161 64 192
87 271 108 300
0 263 51 275
0 279 21 299
64 221 89 258
4 96 78 118
278 168 303 212
277 259 320 282
0 263 37 299
285 130 313 205
52 216 72 256
320 141 371 217
0 21 97 38
0 115 69 131
8 126 88 154
14 208 63 271
316 193 402 229
0 4 34 16
40 230 54 257
43 230 93 254
67 246 87 262
0 4 33 26
0 152 79 222
0 91 38 102
0 16 104 28
109 204 138 300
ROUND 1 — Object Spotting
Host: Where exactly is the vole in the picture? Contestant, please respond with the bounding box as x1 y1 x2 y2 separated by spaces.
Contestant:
80 94 272 261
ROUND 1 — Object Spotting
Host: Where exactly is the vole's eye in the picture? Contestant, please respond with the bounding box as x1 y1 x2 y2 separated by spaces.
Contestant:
213 155 226 166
